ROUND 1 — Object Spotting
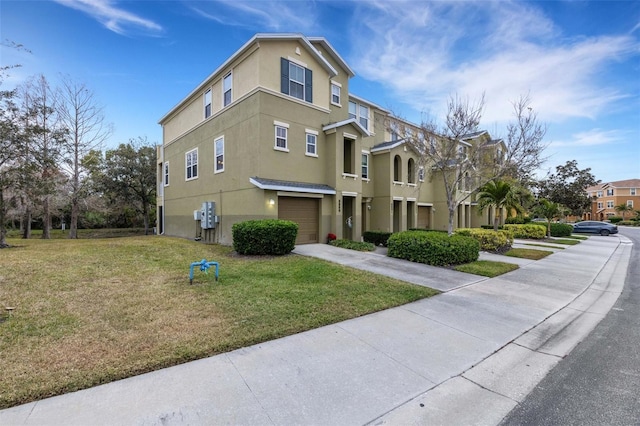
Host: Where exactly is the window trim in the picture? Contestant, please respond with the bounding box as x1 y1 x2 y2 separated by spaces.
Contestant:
361 152 369 180
185 148 198 181
418 166 425 182
274 121 289 152
627 200 634 208
214 136 224 174
631 188 637 195
606 200 614 208
163 161 169 187
222 72 232 107
597 201 603 209
204 89 212 119
305 129 318 157
597 190 603 197
280 58 313 103
331 81 341 106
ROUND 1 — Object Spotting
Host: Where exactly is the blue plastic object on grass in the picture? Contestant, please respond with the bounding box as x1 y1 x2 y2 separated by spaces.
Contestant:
189 259 219 284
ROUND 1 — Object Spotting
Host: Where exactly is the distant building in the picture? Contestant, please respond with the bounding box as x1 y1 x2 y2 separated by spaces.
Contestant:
584 179 640 220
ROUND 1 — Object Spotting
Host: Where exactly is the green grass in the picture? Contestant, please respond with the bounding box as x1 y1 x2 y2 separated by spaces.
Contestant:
329 239 376 251
524 243 565 249
505 247 554 260
0 236 438 408
454 260 519 277
548 238 580 245
567 235 589 240
5 228 147 239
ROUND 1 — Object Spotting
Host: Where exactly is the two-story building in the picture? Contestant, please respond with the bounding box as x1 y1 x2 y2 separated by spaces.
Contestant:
584 179 640 220
156 33 499 245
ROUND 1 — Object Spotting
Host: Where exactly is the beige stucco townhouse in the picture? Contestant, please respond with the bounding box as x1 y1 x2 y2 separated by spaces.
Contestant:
157 33 499 245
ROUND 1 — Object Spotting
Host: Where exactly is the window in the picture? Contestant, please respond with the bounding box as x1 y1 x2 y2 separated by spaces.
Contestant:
331 82 341 105
597 190 603 197
215 136 224 173
627 200 634 208
418 166 425 182
597 202 603 209
186 149 198 180
306 131 317 156
407 158 415 184
274 122 289 151
348 100 369 130
631 188 637 195
390 123 400 141
280 58 312 102
348 101 357 120
607 189 614 196
163 162 169 186
204 89 212 118
223 73 232 107
361 153 369 179
607 201 614 208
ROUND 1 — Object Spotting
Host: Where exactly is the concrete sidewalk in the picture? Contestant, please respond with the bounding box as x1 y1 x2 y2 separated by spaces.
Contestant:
0 235 631 425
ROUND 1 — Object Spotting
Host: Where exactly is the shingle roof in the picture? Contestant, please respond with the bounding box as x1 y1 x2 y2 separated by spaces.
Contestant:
371 140 405 153
250 177 336 194
461 130 488 140
586 178 640 192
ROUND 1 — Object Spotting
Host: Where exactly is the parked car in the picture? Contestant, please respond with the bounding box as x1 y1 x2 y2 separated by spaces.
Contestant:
572 221 619 236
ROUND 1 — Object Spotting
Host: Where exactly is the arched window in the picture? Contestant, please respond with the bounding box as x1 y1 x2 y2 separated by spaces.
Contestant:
394 155 402 182
407 158 415 184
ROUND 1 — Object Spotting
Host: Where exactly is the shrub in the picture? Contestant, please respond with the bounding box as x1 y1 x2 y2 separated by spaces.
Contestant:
608 216 623 224
549 223 573 237
505 216 526 224
618 220 639 226
503 224 547 239
455 228 513 253
232 219 298 255
363 230 393 247
330 239 376 251
387 230 479 266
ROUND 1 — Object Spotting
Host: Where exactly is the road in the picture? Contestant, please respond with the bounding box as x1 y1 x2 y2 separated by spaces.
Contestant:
500 228 640 425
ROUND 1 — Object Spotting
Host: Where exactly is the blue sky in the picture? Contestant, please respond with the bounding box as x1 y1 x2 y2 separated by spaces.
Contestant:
2 0 639 183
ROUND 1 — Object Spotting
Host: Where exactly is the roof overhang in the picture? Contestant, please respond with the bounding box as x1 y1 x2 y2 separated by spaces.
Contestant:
322 118 370 137
250 177 336 195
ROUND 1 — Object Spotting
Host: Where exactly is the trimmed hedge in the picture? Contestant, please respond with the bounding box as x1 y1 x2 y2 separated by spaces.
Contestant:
503 224 547 239
618 220 639 226
549 223 573 237
232 219 298 255
455 228 513 253
387 230 479 266
608 216 623 224
363 230 393 247
330 239 376 251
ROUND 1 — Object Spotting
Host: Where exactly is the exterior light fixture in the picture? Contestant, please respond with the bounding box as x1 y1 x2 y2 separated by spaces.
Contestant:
269 198 275 205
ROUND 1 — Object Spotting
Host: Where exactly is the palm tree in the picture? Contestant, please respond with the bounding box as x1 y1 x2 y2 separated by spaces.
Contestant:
477 180 521 231
533 198 562 237
614 203 633 220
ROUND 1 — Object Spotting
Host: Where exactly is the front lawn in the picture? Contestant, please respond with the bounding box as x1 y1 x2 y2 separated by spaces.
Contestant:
454 260 519 277
505 247 554 260
0 237 437 408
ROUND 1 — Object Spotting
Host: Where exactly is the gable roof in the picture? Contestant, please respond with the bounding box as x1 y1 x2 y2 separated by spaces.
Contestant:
322 118 370 136
588 179 640 192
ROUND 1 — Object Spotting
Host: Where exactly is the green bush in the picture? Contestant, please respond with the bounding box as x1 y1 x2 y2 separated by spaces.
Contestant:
330 239 376 251
608 216 623 224
618 220 639 226
232 219 298 255
455 228 513 253
549 223 573 237
505 216 526 224
503 224 547 239
363 230 392 247
387 230 479 266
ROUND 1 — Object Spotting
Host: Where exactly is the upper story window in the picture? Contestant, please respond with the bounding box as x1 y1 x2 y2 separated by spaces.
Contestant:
597 190 603 197
163 162 169 186
627 200 634 208
204 89 212 118
418 166 425 182
390 122 400 141
281 58 312 103
331 82 341 106
348 100 369 130
274 121 289 151
597 202 603 209
223 73 232 107
607 200 614 208
631 188 637 195
306 130 318 156
407 158 415 184
361 153 369 179
606 188 614 196
186 148 198 181
215 136 224 173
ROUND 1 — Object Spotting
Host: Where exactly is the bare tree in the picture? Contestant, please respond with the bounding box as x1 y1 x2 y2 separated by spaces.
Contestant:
397 93 547 235
57 76 112 238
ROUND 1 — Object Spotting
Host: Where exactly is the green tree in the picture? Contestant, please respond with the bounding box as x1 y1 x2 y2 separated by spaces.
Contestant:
614 203 633 220
533 198 562 237
477 180 521 231
537 160 599 216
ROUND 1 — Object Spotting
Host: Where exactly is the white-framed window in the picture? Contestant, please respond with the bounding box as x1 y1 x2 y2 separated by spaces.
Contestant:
597 190 603 197
163 162 169 186
361 153 369 179
607 188 614 196
204 89 212 118
214 136 224 173
597 202 603 209
274 121 289 151
390 122 400 141
305 130 318 156
627 200 634 208
348 100 369 130
331 82 341 106
186 148 198 180
607 201 614 208
223 72 232 107
418 166 425 182
631 188 637 195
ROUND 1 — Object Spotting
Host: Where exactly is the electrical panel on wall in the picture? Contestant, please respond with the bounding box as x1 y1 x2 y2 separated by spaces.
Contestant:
200 201 216 229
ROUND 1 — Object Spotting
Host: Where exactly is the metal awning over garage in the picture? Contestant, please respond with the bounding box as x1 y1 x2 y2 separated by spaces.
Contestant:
249 177 336 195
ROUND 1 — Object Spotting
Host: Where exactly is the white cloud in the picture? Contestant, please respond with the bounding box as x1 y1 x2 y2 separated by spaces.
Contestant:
54 0 163 35
551 128 626 148
348 1 638 127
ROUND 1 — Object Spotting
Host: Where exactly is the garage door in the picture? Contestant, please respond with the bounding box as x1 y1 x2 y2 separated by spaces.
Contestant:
278 197 319 244
417 206 430 229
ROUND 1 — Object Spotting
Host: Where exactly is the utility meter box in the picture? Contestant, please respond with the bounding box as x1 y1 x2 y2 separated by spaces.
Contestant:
193 210 201 221
200 201 216 229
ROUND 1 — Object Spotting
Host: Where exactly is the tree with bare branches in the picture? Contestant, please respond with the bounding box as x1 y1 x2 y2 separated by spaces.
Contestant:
57 76 112 238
